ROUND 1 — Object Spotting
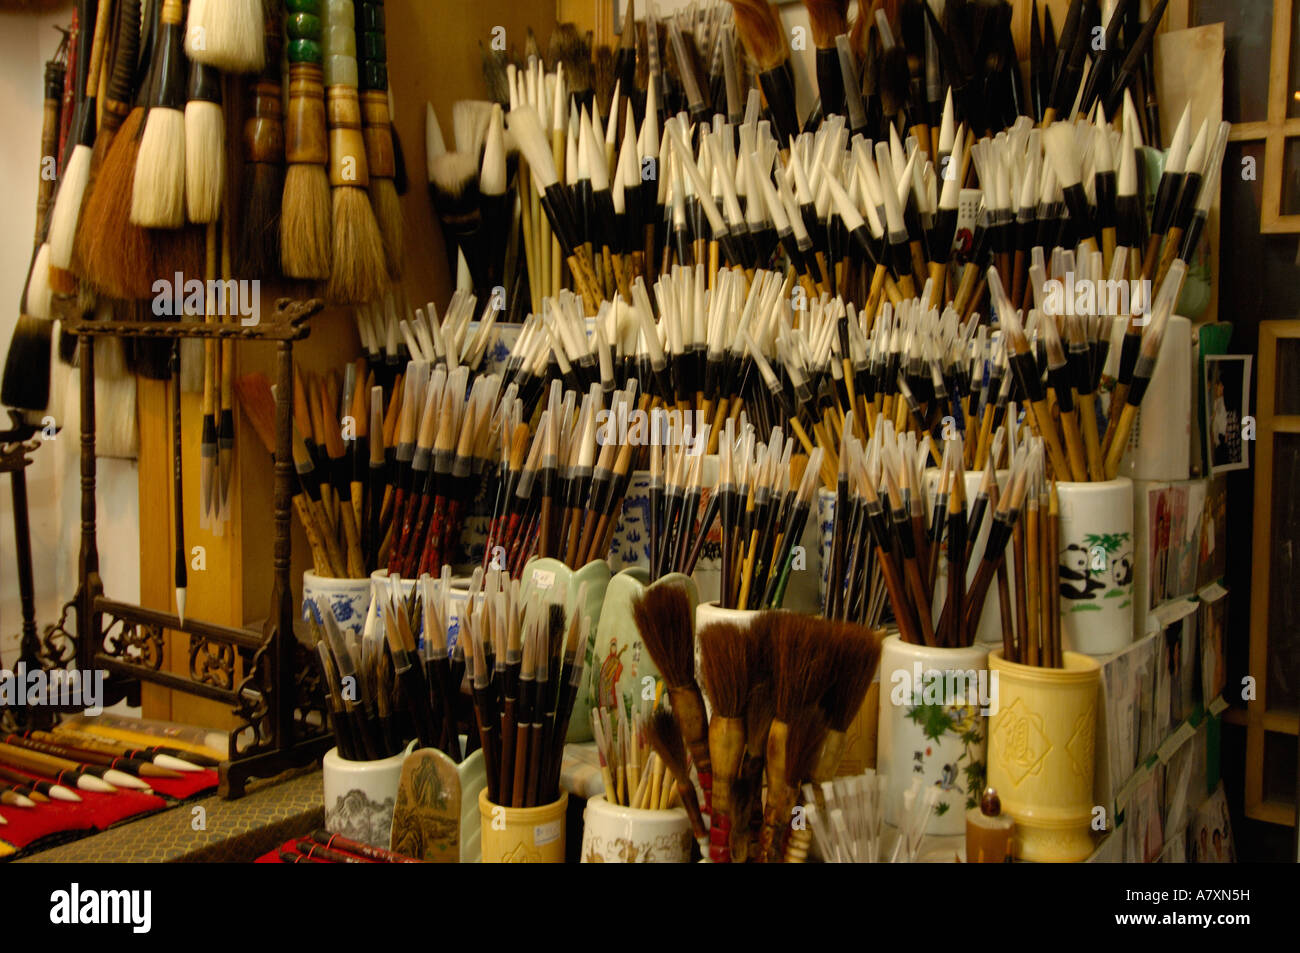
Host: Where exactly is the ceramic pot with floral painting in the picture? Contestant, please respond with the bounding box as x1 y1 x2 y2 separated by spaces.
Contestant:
877 635 991 836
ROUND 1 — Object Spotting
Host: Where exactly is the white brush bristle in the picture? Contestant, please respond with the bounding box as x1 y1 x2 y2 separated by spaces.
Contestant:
1043 122 1082 190
131 107 187 228
186 0 266 74
95 337 139 460
185 100 226 224
46 145 91 270
25 243 53 320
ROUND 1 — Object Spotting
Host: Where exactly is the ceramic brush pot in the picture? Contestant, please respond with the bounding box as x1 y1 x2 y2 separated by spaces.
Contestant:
986 649 1101 862
580 794 692 863
876 634 990 836
303 570 372 638
1055 477 1134 655
478 788 568 863
322 740 415 848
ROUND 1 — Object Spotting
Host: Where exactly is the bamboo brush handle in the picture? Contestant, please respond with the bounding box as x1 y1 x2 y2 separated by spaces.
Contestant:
101 0 142 120
359 91 396 178
284 64 327 165
326 86 371 188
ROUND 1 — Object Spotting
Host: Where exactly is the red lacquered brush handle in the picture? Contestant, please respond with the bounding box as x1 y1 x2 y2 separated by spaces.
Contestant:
709 811 731 863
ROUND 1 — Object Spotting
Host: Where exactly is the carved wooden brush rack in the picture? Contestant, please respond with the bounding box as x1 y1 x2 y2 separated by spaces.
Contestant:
52 298 332 798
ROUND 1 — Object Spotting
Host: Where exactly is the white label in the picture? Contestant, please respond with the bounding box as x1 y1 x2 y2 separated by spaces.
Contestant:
534 819 561 846
531 569 556 590
1198 581 1229 603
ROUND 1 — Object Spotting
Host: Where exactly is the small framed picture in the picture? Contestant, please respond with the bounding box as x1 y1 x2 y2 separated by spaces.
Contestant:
1203 355 1252 474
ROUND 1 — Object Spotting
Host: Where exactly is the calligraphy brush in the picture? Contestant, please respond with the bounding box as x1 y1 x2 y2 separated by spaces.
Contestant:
31 729 202 772
0 738 143 791
1156 119 1210 285
1103 0 1168 117
1176 122 1231 264
0 764 81 802
0 788 36 809
1 49 65 413
727 0 799 146
238 12 285 277
183 60 224 225
698 621 751 862
281 50 332 280
632 582 711 804
645 706 709 856
310 829 423 862
46 0 105 292
356 0 403 276
1138 104 1190 278
545 603 590 799
323 0 387 304
1103 260 1187 479
804 1 850 121
0 747 115 793
5 735 182 781
185 0 264 73
131 0 188 229
813 621 881 779
378 580 439 751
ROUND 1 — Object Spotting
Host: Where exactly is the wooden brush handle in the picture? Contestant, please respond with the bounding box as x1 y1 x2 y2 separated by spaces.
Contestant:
245 76 285 165
285 64 328 165
359 90 396 178
326 86 371 188
102 0 142 117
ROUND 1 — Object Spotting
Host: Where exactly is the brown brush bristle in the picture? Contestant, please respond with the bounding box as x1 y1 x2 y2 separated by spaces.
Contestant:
77 108 153 298
635 23 649 90
821 623 883 732
327 186 388 305
234 372 277 453
698 622 751 719
281 163 330 279
480 40 512 106
238 161 284 279
593 46 615 109
849 0 878 59
783 706 829 787
878 44 910 119
154 224 205 288
727 0 788 72
755 610 826 721
369 177 403 277
804 0 850 49
645 706 690 780
630 582 695 688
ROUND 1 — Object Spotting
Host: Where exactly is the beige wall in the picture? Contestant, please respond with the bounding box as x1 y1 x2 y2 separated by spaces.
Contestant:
0 4 139 668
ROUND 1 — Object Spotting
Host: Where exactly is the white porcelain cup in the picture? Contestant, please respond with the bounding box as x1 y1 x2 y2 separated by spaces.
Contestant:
1055 477 1135 655
877 635 990 836
580 795 693 863
322 741 414 848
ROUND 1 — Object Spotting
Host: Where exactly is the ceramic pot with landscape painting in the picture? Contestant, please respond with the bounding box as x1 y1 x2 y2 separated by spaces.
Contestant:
1056 477 1134 655
877 635 990 836
322 740 416 848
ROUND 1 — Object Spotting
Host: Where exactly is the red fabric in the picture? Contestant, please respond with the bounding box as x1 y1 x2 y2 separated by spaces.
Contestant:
138 768 220 800
0 767 167 853
255 837 383 863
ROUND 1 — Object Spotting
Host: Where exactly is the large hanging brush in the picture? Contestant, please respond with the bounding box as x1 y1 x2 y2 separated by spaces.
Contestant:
2 47 68 413
281 6 331 280
183 61 225 225
131 0 189 230
76 0 159 299
356 0 403 276
47 0 109 294
322 0 387 304
185 0 266 74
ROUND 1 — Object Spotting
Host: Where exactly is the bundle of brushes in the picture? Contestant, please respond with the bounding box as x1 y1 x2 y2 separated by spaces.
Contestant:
632 583 883 862
311 570 469 762
590 700 678 810
801 768 888 863
461 567 592 808
277 830 423 864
